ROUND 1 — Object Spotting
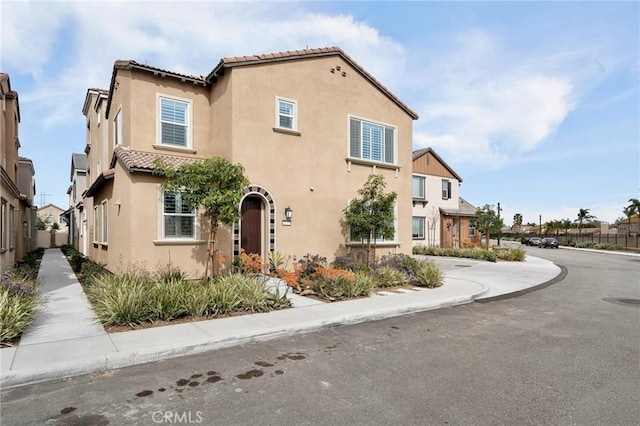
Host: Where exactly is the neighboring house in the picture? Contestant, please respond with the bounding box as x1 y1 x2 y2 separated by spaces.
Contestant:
61 153 88 253
411 148 477 248
0 73 37 269
615 216 639 236
37 204 68 232
82 47 418 275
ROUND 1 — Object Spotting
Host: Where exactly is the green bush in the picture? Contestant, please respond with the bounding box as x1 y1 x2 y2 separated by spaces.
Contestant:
235 275 270 312
0 274 39 345
86 272 152 326
208 276 241 314
495 248 526 261
150 278 188 321
413 245 512 262
182 283 210 317
414 262 443 288
594 243 624 251
313 272 374 299
372 267 406 288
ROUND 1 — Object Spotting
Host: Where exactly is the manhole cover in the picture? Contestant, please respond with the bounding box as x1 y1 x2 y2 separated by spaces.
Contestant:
455 265 472 268
602 298 640 306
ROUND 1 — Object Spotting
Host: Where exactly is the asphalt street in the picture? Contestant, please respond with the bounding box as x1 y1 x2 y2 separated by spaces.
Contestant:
1 248 638 425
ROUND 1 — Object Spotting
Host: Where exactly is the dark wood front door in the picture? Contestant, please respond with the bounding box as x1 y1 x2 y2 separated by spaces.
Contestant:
241 196 262 255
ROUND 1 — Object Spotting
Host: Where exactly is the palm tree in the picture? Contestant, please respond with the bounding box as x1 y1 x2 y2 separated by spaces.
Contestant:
575 208 596 236
561 219 573 235
623 198 640 236
512 213 523 231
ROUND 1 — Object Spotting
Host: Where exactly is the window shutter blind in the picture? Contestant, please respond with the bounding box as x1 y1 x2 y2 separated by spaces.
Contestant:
447 181 452 199
384 127 394 164
349 118 361 158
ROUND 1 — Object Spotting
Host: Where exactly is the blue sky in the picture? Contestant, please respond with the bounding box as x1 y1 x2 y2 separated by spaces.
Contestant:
2 1 638 226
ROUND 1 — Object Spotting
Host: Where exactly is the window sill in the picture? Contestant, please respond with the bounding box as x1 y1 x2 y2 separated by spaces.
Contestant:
346 241 401 248
346 158 401 171
100 243 108 249
0 249 6 254
152 144 197 154
272 127 301 137
153 239 206 246
412 237 426 241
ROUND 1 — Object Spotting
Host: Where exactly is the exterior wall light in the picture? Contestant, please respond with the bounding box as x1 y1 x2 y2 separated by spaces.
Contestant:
284 207 293 220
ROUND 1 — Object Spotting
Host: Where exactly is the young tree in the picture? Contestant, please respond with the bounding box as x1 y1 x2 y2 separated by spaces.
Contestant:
36 216 46 231
575 208 596 236
344 174 397 266
154 157 249 278
475 204 504 249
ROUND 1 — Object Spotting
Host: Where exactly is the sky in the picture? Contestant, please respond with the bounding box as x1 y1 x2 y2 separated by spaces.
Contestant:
1 1 638 227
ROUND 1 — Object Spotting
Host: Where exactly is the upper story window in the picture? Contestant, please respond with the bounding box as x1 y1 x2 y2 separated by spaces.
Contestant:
159 96 190 148
114 108 122 145
162 191 196 239
349 117 395 164
413 176 425 199
276 98 297 131
442 179 452 200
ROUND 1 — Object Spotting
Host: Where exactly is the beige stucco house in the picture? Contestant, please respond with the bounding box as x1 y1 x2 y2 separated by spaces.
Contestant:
412 148 477 248
1 73 37 269
61 153 88 252
82 47 418 275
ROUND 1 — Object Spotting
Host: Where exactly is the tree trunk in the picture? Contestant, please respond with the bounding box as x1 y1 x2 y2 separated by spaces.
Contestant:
204 214 219 279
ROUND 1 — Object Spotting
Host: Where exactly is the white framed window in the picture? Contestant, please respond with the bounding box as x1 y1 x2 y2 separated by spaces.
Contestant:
413 176 425 199
162 191 196 239
276 97 297 130
1 200 6 251
93 206 99 243
349 117 396 164
114 108 122 146
97 105 102 126
101 201 108 243
442 179 451 200
158 96 190 148
412 217 425 240
468 222 476 237
9 206 14 249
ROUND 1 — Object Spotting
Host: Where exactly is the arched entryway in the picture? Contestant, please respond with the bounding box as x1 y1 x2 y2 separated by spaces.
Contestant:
234 185 276 257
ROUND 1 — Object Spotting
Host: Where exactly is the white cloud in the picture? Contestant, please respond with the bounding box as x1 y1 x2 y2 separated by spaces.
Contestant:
3 2 406 132
412 29 576 168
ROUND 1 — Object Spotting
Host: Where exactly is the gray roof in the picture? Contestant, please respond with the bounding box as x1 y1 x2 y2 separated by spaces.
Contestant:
440 197 477 217
70 153 87 181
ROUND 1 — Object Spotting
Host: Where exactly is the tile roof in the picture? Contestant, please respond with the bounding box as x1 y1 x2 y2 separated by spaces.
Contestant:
112 146 201 173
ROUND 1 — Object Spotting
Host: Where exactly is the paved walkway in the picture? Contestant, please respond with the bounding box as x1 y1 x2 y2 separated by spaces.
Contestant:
1 248 562 388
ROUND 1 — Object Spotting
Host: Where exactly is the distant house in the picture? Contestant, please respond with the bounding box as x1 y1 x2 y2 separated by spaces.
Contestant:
1 73 37 269
61 153 88 252
412 148 477 248
37 204 68 233
81 47 419 275
615 216 640 236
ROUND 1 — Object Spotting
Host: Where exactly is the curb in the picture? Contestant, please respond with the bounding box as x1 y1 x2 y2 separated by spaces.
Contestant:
0 284 487 389
476 264 568 303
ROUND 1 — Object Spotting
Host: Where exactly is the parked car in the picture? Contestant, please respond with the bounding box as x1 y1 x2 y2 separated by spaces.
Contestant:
540 237 559 249
524 237 542 246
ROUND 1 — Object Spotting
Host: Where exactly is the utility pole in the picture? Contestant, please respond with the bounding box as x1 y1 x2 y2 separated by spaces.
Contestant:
497 202 502 246
539 214 542 238
38 192 52 208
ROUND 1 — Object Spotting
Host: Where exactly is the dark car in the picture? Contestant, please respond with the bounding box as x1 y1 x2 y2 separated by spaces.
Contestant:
540 237 559 249
525 237 542 246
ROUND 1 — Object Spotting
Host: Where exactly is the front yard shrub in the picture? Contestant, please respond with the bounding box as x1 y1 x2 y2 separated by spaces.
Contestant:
594 243 624 251
372 267 406 288
313 271 373 300
87 272 151 326
376 254 421 279
208 275 242 314
150 278 188 321
412 245 522 263
234 275 270 312
414 262 443 288
495 248 526 261
0 273 38 344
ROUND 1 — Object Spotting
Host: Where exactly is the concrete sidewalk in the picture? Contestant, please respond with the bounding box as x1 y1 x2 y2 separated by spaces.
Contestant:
1 249 561 388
